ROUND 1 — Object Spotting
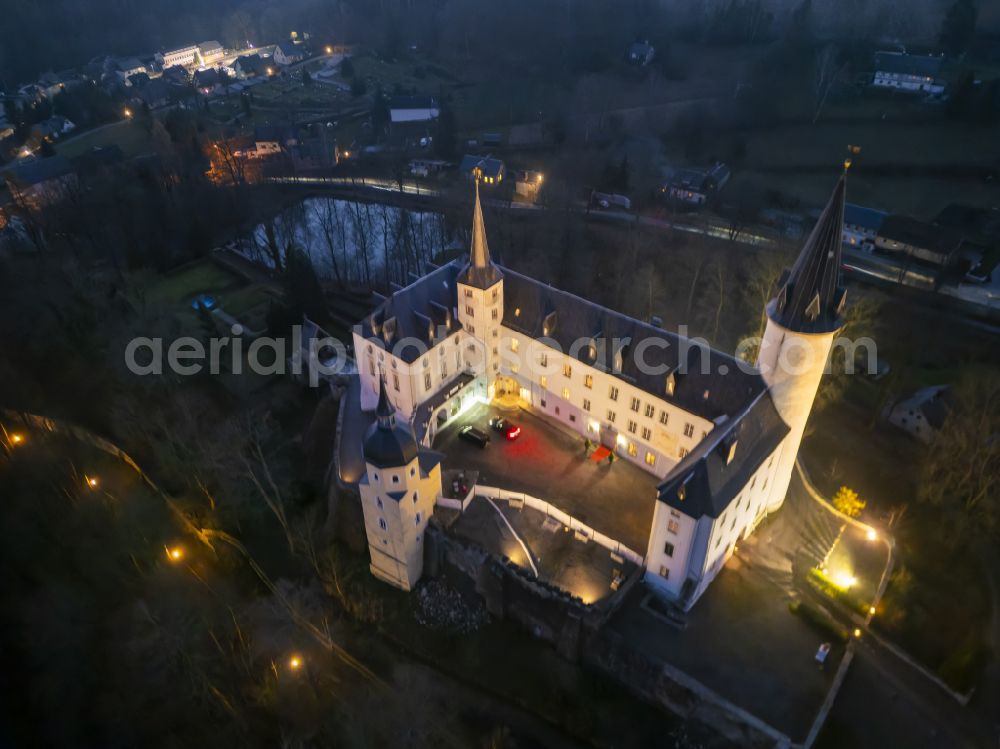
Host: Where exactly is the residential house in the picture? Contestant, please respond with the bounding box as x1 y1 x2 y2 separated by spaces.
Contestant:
240 125 298 159
37 70 84 98
2 156 77 209
114 57 148 80
388 95 440 124
663 163 731 207
161 65 189 85
842 203 887 250
234 54 265 79
193 68 221 93
29 116 76 145
459 154 505 184
136 79 172 108
273 44 304 66
871 51 946 95
128 72 151 89
627 40 655 66
197 41 225 67
887 385 951 444
514 171 544 201
875 215 963 268
156 44 199 69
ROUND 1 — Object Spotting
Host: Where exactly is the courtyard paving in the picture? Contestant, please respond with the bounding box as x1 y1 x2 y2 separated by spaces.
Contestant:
433 402 658 554
450 495 639 606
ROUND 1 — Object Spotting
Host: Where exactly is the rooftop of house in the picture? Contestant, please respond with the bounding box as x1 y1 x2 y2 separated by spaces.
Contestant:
459 154 504 179
873 51 945 78
2 155 75 187
844 203 888 231
657 389 789 519
236 53 264 71
193 68 220 86
388 95 439 110
878 214 964 254
199 40 224 53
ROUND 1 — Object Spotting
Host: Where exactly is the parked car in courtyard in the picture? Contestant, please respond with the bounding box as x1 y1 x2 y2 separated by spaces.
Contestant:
458 425 490 448
488 417 521 440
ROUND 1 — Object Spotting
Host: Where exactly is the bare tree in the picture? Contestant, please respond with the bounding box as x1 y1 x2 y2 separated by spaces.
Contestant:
813 45 846 124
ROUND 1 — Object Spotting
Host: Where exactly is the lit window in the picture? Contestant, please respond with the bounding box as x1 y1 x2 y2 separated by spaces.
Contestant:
540 376 547 389
627 443 637 457
563 363 572 378
667 519 680 534
679 447 689 458
659 566 670 579
562 387 570 400
584 374 593 389
464 289 473 298
511 339 519 352
645 451 656 467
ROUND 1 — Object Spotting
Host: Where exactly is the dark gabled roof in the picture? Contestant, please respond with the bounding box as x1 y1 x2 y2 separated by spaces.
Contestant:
2 155 75 187
363 377 420 468
357 262 462 363
236 53 263 72
459 154 504 179
769 173 847 334
389 95 438 110
874 51 944 78
193 68 219 86
500 267 769 422
456 181 503 289
844 203 887 231
657 389 789 519
161 65 189 82
878 215 963 254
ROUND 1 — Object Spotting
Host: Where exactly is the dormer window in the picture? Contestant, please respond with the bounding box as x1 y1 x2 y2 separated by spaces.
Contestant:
543 310 557 337
514 307 521 317
677 485 686 501
665 372 676 396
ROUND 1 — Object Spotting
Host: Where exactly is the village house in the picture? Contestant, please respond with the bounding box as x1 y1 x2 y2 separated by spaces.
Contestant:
156 44 199 69
234 53 266 79
627 40 655 66
662 163 731 207
871 51 947 95
459 154 505 184
193 68 221 93
29 116 76 145
514 170 544 201
273 44 304 66
388 95 440 124
875 214 963 268
2 156 77 209
160 65 190 85
842 203 888 250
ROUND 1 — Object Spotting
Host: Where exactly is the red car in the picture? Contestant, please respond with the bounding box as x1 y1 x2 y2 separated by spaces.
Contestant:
488 417 521 440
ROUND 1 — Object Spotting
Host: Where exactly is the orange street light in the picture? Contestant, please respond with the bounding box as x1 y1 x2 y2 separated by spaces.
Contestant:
85 475 99 489
124 108 133 119
325 46 333 55
853 628 862 639
865 528 877 542
10 433 24 445
288 654 303 670
165 545 185 563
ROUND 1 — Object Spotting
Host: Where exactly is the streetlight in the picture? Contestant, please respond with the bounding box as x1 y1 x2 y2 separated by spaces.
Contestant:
85 475 99 489
165 545 185 563
325 46 333 55
865 528 877 542
853 628 862 639
10 433 23 445
288 654 303 671
123 108 132 119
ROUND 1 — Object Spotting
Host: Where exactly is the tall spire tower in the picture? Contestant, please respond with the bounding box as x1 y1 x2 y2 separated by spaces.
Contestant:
757 170 848 512
456 180 504 389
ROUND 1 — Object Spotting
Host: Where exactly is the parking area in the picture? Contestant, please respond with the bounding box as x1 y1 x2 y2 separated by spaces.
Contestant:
434 402 658 554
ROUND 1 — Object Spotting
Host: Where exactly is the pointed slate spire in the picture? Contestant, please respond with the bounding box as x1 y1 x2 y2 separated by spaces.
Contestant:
364 372 418 468
457 180 503 289
769 170 848 334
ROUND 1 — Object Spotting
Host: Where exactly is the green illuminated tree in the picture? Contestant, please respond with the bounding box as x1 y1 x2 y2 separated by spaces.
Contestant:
833 486 865 517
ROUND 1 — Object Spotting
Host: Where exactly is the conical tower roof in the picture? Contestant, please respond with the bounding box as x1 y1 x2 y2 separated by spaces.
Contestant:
363 375 418 468
769 172 848 334
457 180 503 289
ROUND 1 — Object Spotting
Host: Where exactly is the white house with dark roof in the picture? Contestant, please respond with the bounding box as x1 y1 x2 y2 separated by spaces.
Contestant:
872 51 946 95
351 174 849 607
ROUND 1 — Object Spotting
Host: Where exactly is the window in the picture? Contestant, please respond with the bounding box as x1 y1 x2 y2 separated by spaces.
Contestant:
378 518 387 531
540 376 547 389
630 396 640 412
667 519 680 534
368 357 375 376
464 289 473 298
424 372 432 391
492 329 498 338
465 305 474 317
569 413 576 422
627 443 637 457
659 566 670 579
665 373 676 396
492 288 499 302
514 307 521 317
584 374 593 389
683 422 694 438
644 404 655 418
540 352 548 367
413 492 418 504
641 427 651 441
627 419 637 434
730 515 737 530
664 542 674 557
492 308 499 320
609 385 619 401
392 374 400 391
645 451 656 467
563 363 572 378
582 398 591 412
376 497 383 509
659 411 669 426
416 512 422 525
467 324 475 335
511 339 519 352
540 398 547 407
679 447 689 458
562 387 570 400
391 474 400 484
606 410 616 423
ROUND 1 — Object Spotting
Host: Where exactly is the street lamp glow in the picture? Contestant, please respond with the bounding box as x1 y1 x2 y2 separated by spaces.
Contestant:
288 654 303 670
10 433 23 445
123 108 132 119
834 571 856 589
869 605 876 615
166 545 184 562
325 46 333 55
853 628 862 639
86 475 99 489
866 528 877 542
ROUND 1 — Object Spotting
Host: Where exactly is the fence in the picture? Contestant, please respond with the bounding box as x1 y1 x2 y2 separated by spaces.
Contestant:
473 484 645 567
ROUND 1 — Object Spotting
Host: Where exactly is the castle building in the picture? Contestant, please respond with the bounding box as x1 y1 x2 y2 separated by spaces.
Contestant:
352 174 847 608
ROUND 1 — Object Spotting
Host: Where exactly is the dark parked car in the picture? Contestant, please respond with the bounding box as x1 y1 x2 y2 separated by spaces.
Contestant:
458 425 490 448
488 417 521 440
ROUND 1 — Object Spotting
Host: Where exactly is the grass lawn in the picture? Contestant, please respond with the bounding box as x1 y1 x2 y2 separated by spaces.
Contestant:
55 121 154 159
145 258 244 306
